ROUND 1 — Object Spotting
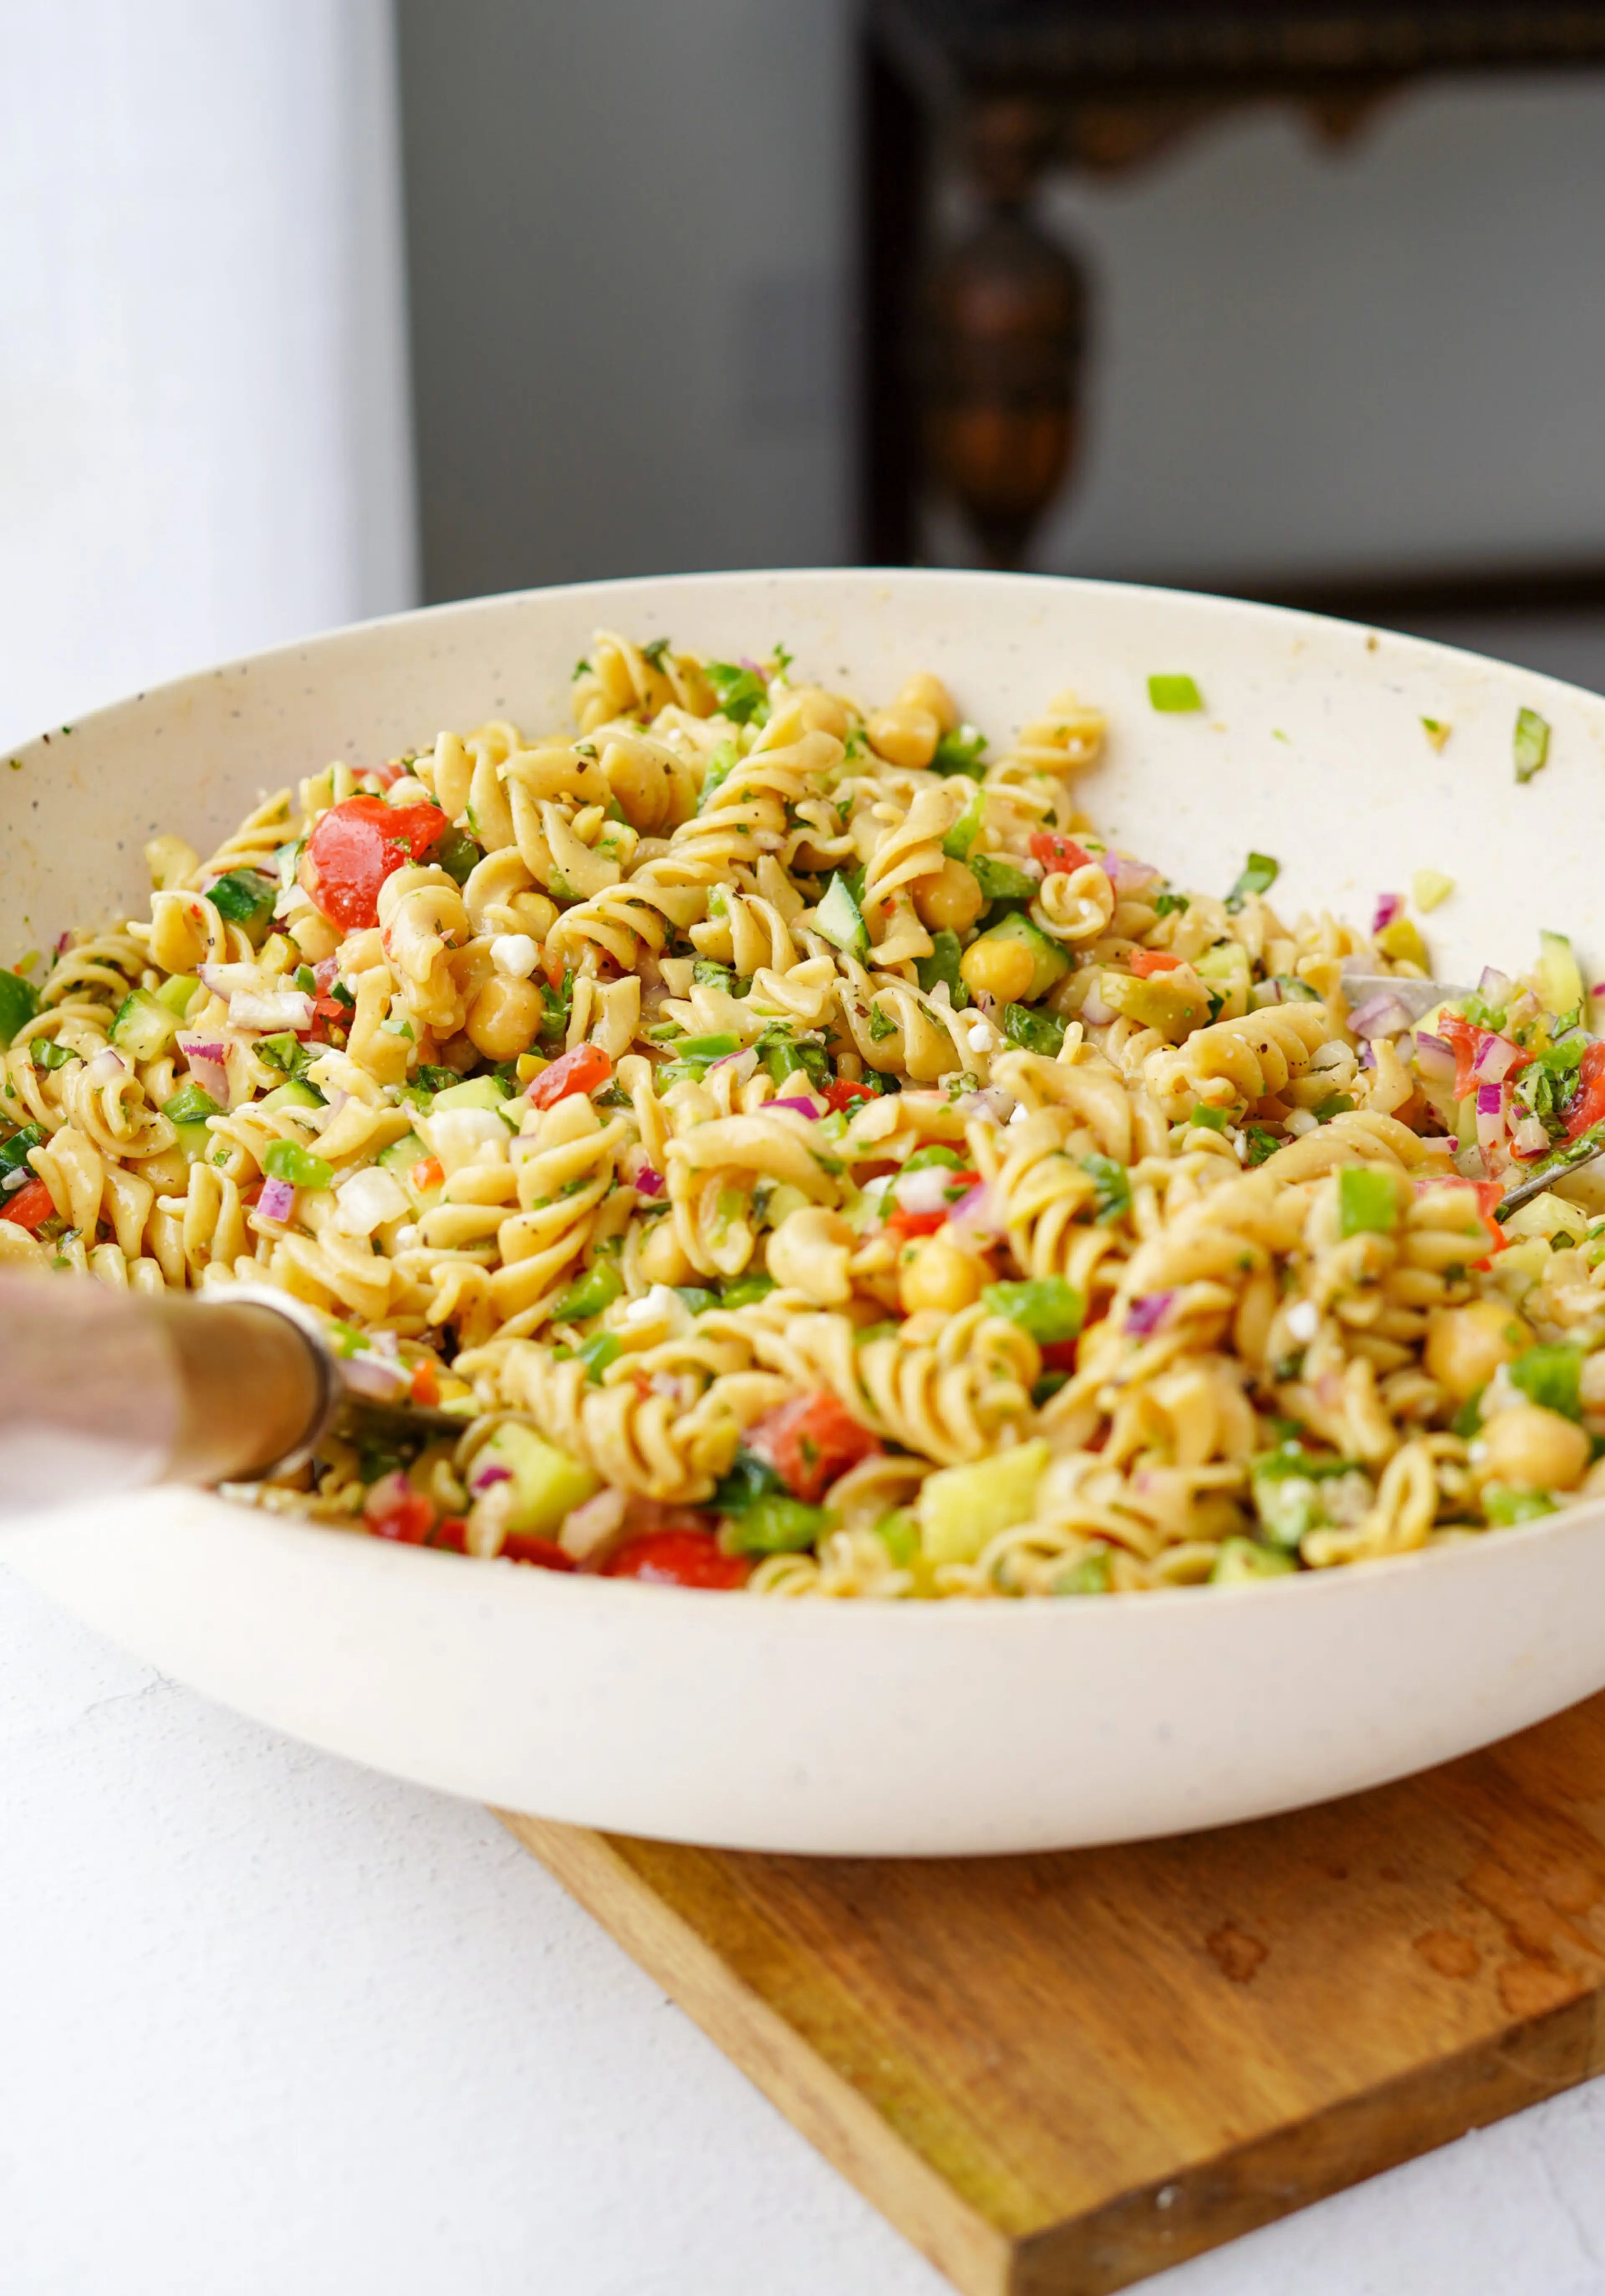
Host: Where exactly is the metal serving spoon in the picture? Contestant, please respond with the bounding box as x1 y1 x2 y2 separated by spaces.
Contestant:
1340 975 1602 1218
0 1279 461 1519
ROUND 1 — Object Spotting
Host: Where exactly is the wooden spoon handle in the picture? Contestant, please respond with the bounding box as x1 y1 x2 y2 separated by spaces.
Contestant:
0 1278 328 1515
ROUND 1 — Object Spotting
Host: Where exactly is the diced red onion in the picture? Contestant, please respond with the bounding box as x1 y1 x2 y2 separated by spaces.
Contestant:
54 930 70 956
1511 1114 1550 1156
1102 854 1162 895
231 989 314 1033
1473 1033 1524 1084
1125 1290 1174 1337
1475 1081 1506 1151
470 1461 513 1494
342 1351 409 1400
769 1096 822 1119
198 961 260 997
1348 991 1414 1040
256 1177 296 1222
958 1087 1014 1125
634 1165 664 1196
949 1181 1006 1235
1413 1031 1455 1084
177 1035 232 1105
1358 1043 1376 1070
1 1166 31 1194
707 1048 759 1084
1592 982 1605 999
1479 967 1512 1003
1371 893 1404 934
561 1485 627 1560
85 1048 127 1085
738 655 764 675
362 1469 413 1526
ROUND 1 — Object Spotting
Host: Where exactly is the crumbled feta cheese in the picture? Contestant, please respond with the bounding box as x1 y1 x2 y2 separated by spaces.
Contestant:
966 1020 993 1053
393 1224 421 1252
1285 1299 1320 1343
490 933 540 979
622 1284 680 1325
1008 1102 1031 1126
332 1165 410 1237
1284 1109 1318 1136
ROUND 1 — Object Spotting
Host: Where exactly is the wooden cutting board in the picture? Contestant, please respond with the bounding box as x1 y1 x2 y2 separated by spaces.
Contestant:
501 1691 1605 2296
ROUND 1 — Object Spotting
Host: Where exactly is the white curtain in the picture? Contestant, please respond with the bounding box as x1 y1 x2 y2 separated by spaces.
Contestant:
0 0 416 747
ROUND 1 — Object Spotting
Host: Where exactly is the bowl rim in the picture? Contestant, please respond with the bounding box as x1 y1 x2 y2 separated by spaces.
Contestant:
16 560 1604 1624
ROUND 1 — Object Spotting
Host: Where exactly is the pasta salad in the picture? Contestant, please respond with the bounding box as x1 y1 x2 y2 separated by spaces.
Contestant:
3 635 1603 1597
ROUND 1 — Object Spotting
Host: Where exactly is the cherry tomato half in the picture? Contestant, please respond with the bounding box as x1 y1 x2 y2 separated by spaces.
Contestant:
502 1534 576 1571
745 1390 881 1504
885 1207 947 1244
367 1489 436 1544
0 1176 54 1232
1566 1042 1605 1140
603 1531 750 1589
301 796 446 931
527 1043 612 1110
1029 831 1093 875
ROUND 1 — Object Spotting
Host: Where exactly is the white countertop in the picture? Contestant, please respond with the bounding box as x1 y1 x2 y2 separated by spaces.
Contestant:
5 1559 1604 2296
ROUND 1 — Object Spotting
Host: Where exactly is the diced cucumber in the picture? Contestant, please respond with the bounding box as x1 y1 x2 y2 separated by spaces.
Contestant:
1537 929 1585 1018
918 1439 1049 1567
1002 1003 1066 1056
207 868 278 944
431 1075 512 1114
1210 1538 1298 1584
1097 969 1208 1036
553 1263 624 1323
478 1423 600 1536
815 872 869 960
971 911 1069 1001
942 783 985 859
916 929 971 1009
969 853 1036 903
257 1080 322 1113
377 1130 427 1170
110 989 181 1063
723 1495 831 1556
153 974 203 1020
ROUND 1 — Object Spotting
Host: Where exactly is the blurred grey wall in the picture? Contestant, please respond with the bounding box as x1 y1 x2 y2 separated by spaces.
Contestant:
396 12 1605 697
396 0 851 601
1032 76 1605 591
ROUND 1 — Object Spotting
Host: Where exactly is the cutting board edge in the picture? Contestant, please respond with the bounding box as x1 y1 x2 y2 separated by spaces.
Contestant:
499 1809 1605 2296
499 1809 1013 2296
1010 1984 1605 2295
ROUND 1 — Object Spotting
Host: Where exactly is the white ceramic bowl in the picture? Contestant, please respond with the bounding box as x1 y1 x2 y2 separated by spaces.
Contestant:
8 569 1605 1855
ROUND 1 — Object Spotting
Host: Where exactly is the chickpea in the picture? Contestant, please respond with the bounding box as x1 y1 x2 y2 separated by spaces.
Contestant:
1424 1300 1533 1402
913 858 985 935
867 706 940 770
465 975 545 1062
960 934 1037 1005
637 1219 695 1286
1480 1404 1590 1494
899 1230 983 1316
895 672 959 735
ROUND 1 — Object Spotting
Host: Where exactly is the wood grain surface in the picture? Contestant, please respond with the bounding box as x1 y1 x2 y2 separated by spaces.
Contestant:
501 1692 1605 2296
